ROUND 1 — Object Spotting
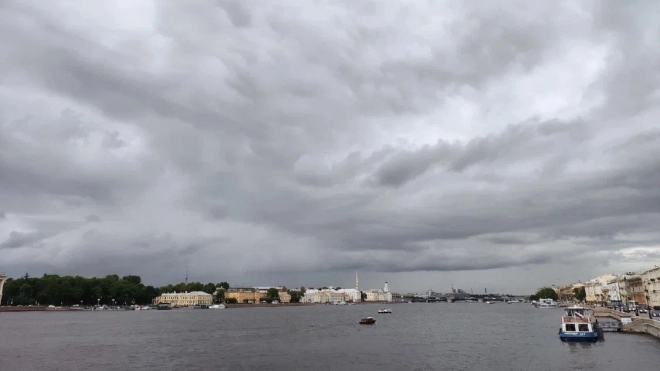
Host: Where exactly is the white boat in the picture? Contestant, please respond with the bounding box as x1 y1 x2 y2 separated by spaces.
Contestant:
558 306 600 342
377 308 392 313
209 304 226 309
538 298 558 308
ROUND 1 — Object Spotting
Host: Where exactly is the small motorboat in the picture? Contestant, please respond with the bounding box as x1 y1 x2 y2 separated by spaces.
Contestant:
209 304 226 309
377 308 392 313
359 317 376 325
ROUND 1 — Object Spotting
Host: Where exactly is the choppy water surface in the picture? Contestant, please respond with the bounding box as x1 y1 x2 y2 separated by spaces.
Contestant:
1 303 659 371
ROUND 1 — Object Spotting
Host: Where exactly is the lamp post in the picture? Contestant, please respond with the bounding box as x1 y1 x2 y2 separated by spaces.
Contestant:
646 295 652 319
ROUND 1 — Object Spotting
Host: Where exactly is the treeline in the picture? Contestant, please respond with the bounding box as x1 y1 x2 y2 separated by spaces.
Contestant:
0 273 229 306
529 286 586 301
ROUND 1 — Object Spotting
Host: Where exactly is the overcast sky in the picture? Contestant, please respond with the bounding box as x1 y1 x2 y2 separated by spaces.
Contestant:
1 0 659 294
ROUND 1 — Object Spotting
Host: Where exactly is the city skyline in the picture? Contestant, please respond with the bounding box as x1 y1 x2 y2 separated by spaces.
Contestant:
1 1 660 293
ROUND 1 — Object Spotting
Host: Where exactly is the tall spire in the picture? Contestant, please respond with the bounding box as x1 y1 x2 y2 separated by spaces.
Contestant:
355 271 359 291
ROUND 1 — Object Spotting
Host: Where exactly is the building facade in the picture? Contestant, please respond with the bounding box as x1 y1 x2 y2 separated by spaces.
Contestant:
154 291 213 307
278 291 291 303
557 285 574 302
642 266 660 309
607 280 621 304
225 286 288 304
584 280 597 304
225 287 265 304
364 282 393 303
593 274 616 306
627 275 647 306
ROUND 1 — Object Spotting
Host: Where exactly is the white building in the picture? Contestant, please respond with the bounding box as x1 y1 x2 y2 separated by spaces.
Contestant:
364 282 393 303
301 289 354 304
607 280 621 302
337 288 361 303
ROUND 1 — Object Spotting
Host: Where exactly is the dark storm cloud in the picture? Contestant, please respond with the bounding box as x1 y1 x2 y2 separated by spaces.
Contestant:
1 0 659 289
0 231 46 249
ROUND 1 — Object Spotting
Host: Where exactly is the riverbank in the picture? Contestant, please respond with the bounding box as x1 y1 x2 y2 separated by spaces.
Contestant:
0 306 95 312
0 306 46 312
224 303 316 309
593 307 660 340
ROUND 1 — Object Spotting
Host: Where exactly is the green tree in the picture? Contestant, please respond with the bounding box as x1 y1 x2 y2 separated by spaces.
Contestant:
288 290 304 303
573 286 586 301
535 287 559 300
217 282 230 290
121 275 142 285
203 283 217 295
214 288 226 303
267 288 280 300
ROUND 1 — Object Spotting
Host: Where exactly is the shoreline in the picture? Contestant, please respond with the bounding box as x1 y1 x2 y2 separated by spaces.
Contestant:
224 302 408 309
0 301 409 312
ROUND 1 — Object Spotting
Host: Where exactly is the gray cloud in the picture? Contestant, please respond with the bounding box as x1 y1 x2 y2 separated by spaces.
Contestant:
1 0 659 292
0 231 46 249
85 215 101 223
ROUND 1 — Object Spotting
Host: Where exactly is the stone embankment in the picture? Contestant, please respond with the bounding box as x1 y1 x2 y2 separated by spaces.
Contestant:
593 307 632 321
593 307 660 340
0 306 47 312
622 318 660 339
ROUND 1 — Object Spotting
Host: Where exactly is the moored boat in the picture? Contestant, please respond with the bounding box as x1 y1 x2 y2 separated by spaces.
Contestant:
538 298 558 308
558 306 601 342
209 304 226 309
377 308 392 313
359 317 376 325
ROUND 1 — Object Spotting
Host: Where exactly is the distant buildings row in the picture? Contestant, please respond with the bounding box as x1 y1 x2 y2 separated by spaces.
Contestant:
556 266 660 309
152 274 396 307
153 286 293 307
300 282 393 304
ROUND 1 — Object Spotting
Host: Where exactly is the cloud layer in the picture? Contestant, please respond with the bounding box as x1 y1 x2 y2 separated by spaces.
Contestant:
1 0 659 291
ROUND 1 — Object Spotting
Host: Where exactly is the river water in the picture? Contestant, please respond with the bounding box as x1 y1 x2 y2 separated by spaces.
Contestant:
1 303 659 371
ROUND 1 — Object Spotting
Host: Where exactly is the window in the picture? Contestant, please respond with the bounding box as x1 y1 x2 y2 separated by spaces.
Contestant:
565 324 576 332
578 324 589 331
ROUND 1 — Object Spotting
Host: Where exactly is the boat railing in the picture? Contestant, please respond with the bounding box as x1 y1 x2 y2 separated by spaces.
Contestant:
562 316 594 323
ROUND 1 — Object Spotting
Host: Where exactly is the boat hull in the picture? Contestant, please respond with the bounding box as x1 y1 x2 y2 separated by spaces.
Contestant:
359 317 376 325
558 331 598 342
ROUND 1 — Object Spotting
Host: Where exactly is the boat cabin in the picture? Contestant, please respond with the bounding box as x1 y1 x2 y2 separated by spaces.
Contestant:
559 306 598 340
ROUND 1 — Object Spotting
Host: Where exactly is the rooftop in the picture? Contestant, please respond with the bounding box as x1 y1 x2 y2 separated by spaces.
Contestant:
160 291 212 296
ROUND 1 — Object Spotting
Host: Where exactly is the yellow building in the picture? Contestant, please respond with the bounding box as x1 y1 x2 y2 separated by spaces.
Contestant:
225 287 267 304
225 286 290 304
154 291 213 307
557 285 574 302
279 291 291 303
